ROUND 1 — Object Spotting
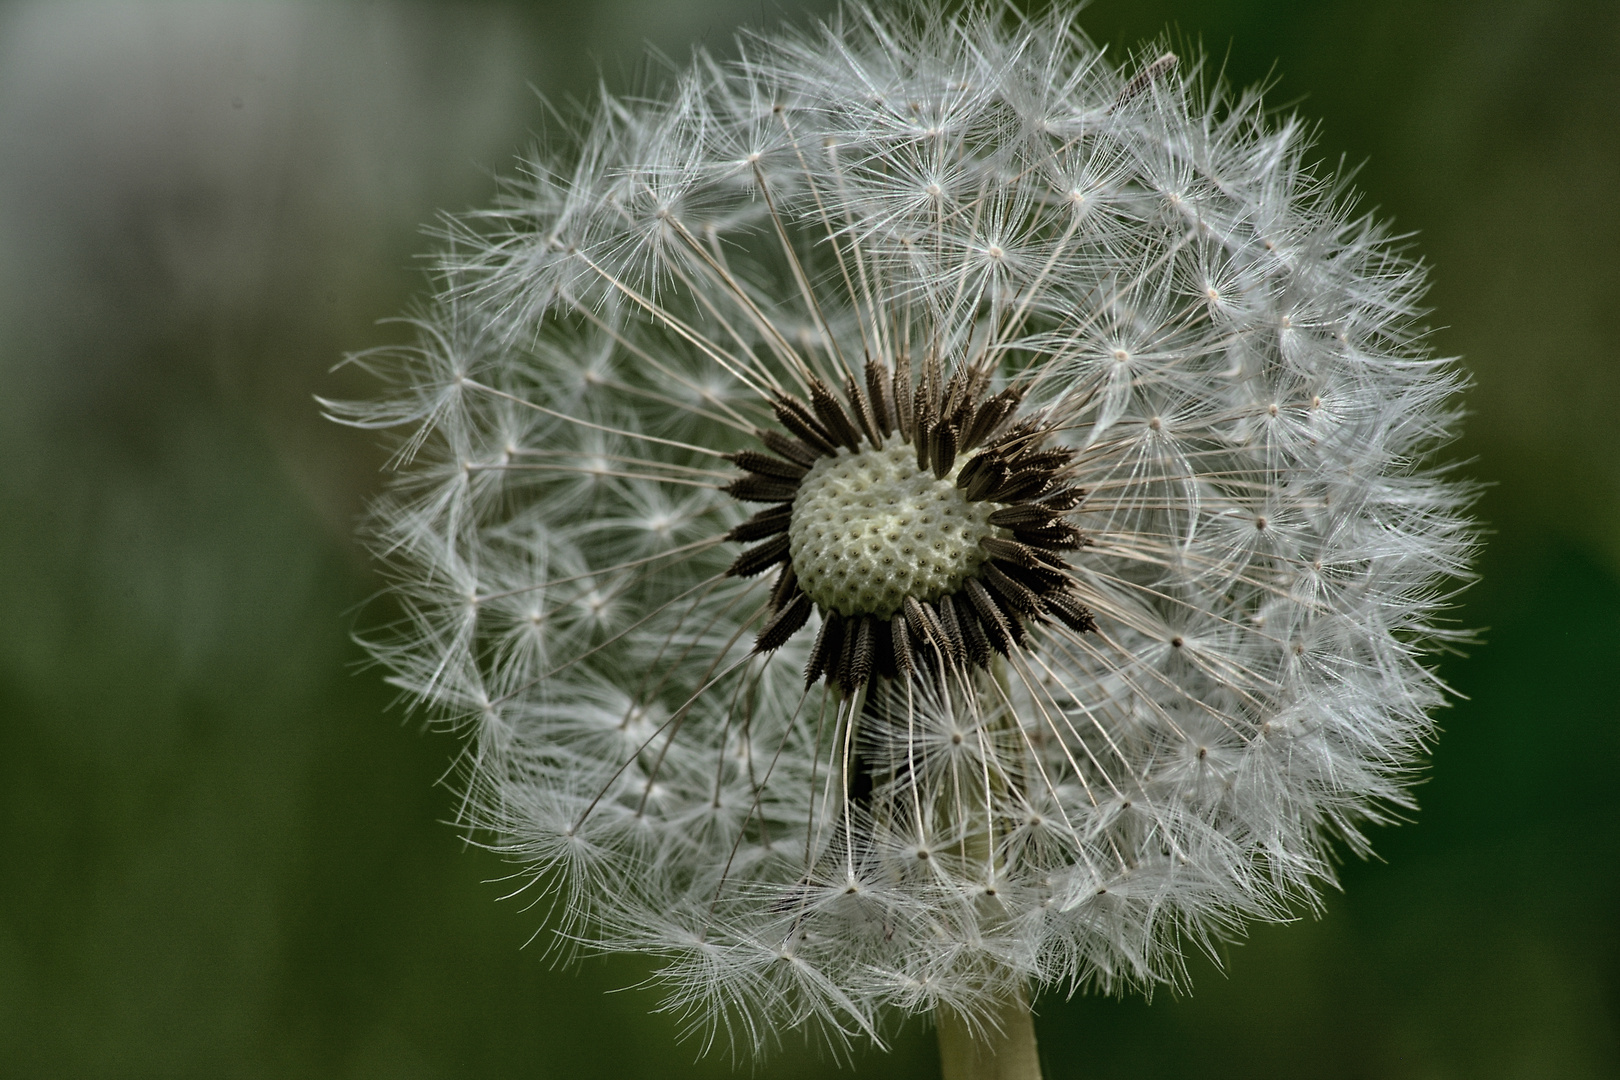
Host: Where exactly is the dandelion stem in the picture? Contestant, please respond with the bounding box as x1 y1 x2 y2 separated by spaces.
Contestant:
936 989 1043 1080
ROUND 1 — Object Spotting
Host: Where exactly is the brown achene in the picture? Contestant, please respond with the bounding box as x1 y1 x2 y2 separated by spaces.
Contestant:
721 352 1097 693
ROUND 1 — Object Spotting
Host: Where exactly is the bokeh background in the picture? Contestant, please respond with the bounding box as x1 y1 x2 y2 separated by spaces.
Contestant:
1 1 1615 1076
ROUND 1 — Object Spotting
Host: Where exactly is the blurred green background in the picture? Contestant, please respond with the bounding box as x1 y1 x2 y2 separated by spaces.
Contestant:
0 1 1614 1076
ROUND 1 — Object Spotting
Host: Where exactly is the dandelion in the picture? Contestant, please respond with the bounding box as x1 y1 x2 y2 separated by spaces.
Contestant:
328 3 1475 1075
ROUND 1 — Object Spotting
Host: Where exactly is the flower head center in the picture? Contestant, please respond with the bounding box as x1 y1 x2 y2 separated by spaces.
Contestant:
789 434 998 619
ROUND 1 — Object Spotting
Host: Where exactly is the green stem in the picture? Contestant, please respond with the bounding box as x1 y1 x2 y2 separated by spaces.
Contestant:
936 988 1043 1080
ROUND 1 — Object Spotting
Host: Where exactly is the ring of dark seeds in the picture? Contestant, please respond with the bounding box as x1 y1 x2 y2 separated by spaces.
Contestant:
721 353 1097 692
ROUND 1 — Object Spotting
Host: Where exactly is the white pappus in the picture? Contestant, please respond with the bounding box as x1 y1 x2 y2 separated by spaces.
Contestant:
327 1 1477 1058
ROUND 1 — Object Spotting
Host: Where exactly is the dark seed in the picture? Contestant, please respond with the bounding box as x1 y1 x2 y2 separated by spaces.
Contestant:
1039 485 1085 512
1012 522 1085 550
893 353 914 439
988 504 1057 528
1017 448 1076 474
941 369 968 418
891 614 915 675
912 395 934 473
995 590 1029 647
836 611 863 689
983 562 1044 617
755 593 812 652
865 358 894 436
846 373 883 447
724 475 800 503
805 611 845 686
964 458 1009 502
944 394 973 439
987 418 1042 454
994 558 1071 593
757 428 822 468
991 469 1052 503
955 452 996 494
950 592 991 667
1044 591 1097 633
959 398 1006 451
920 352 942 411
768 564 800 611
1032 545 1075 572
810 378 863 451
934 593 967 667
903 596 945 662
726 505 792 542
727 534 790 577
981 536 1045 569
773 395 839 456
961 386 1022 449
964 579 1013 655
930 422 957 479
845 615 876 689
729 450 807 481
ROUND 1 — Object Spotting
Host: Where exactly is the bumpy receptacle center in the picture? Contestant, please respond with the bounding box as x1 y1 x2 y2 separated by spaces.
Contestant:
788 434 1000 619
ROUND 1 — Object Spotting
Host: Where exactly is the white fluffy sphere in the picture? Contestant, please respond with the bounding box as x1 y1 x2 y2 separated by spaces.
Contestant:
330 1 1475 1053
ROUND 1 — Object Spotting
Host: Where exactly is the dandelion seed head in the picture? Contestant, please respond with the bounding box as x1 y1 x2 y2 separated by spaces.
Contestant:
330 0 1477 1055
